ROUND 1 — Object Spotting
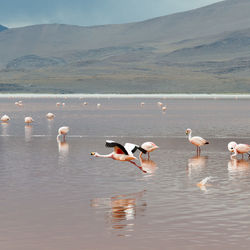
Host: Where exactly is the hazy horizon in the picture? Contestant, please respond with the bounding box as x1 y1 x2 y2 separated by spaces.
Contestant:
1 0 223 28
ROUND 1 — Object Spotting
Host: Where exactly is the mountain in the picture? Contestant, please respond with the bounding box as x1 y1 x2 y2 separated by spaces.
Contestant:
1 0 250 93
0 25 7 32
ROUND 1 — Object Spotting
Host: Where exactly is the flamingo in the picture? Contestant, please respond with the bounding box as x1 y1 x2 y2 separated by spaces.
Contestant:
162 106 167 112
91 140 139 162
15 101 23 107
185 128 209 155
140 142 159 159
228 142 250 159
1 114 10 123
46 112 55 119
57 126 69 141
24 116 34 125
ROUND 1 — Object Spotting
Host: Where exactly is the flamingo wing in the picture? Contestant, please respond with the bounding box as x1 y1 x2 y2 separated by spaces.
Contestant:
124 143 147 154
105 140 129 155
190 136 208 146
236 144 250 153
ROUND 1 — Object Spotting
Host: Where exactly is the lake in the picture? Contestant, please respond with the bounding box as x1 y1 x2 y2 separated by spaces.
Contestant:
0 96 250 249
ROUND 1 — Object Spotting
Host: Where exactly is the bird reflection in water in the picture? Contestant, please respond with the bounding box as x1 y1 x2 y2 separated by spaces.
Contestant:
91 190 146 236
187 155 208 177
129 152 158 174
47 119 54 136
57 136 69 164
228 158 250 178
1 123 9 137
24 125 32 142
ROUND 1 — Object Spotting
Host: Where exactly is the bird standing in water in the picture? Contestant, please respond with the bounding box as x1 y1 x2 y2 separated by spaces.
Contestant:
57 126 69 142
228 141 250 159
186 128 209 155
140 142 159 159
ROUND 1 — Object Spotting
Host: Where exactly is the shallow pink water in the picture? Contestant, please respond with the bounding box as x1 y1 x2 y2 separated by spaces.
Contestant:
0 97 250 249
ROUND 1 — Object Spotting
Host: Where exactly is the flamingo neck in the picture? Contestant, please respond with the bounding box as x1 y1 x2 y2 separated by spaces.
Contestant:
188 131 192 141
232 148 238 157
95 152 113 158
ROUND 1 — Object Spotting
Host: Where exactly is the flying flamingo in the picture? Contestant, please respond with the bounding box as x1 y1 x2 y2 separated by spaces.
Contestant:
57 126 69 141
186 128 209 155
1 114 10 123
140 142 159 159
91 141 148 173
91 140 140 162
228 141 250 159
91 140 137 161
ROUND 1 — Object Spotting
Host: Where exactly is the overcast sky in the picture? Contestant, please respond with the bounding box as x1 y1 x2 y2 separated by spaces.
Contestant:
1 0 223 28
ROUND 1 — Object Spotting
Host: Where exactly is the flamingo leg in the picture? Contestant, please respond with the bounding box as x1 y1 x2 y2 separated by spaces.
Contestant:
197 146 201 156
196 146 200 156
128 161 147 173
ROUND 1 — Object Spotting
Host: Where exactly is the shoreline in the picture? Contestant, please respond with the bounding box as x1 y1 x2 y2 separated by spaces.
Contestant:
0 93 250 98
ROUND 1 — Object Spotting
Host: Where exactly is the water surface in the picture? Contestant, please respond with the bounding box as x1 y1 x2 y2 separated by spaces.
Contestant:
0 97 250 249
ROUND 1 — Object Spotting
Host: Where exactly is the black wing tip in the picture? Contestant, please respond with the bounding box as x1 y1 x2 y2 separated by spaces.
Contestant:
105 140 128 155
105 140 116 148
205 142 209 144
138 147 147 154
131 147 138 154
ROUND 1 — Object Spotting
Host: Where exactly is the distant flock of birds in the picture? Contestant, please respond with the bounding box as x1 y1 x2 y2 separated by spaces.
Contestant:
1 99 248 188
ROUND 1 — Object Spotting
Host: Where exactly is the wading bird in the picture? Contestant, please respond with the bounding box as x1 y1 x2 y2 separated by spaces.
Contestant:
46 112 55 119
140 142 159 159
1 114 10 123
186 128 209 155
24 116 34 125
57 126 69 141
228 141 250 159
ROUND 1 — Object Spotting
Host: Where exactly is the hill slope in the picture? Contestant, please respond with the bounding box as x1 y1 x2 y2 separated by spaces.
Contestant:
1 0 250 93
0 25 7 32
